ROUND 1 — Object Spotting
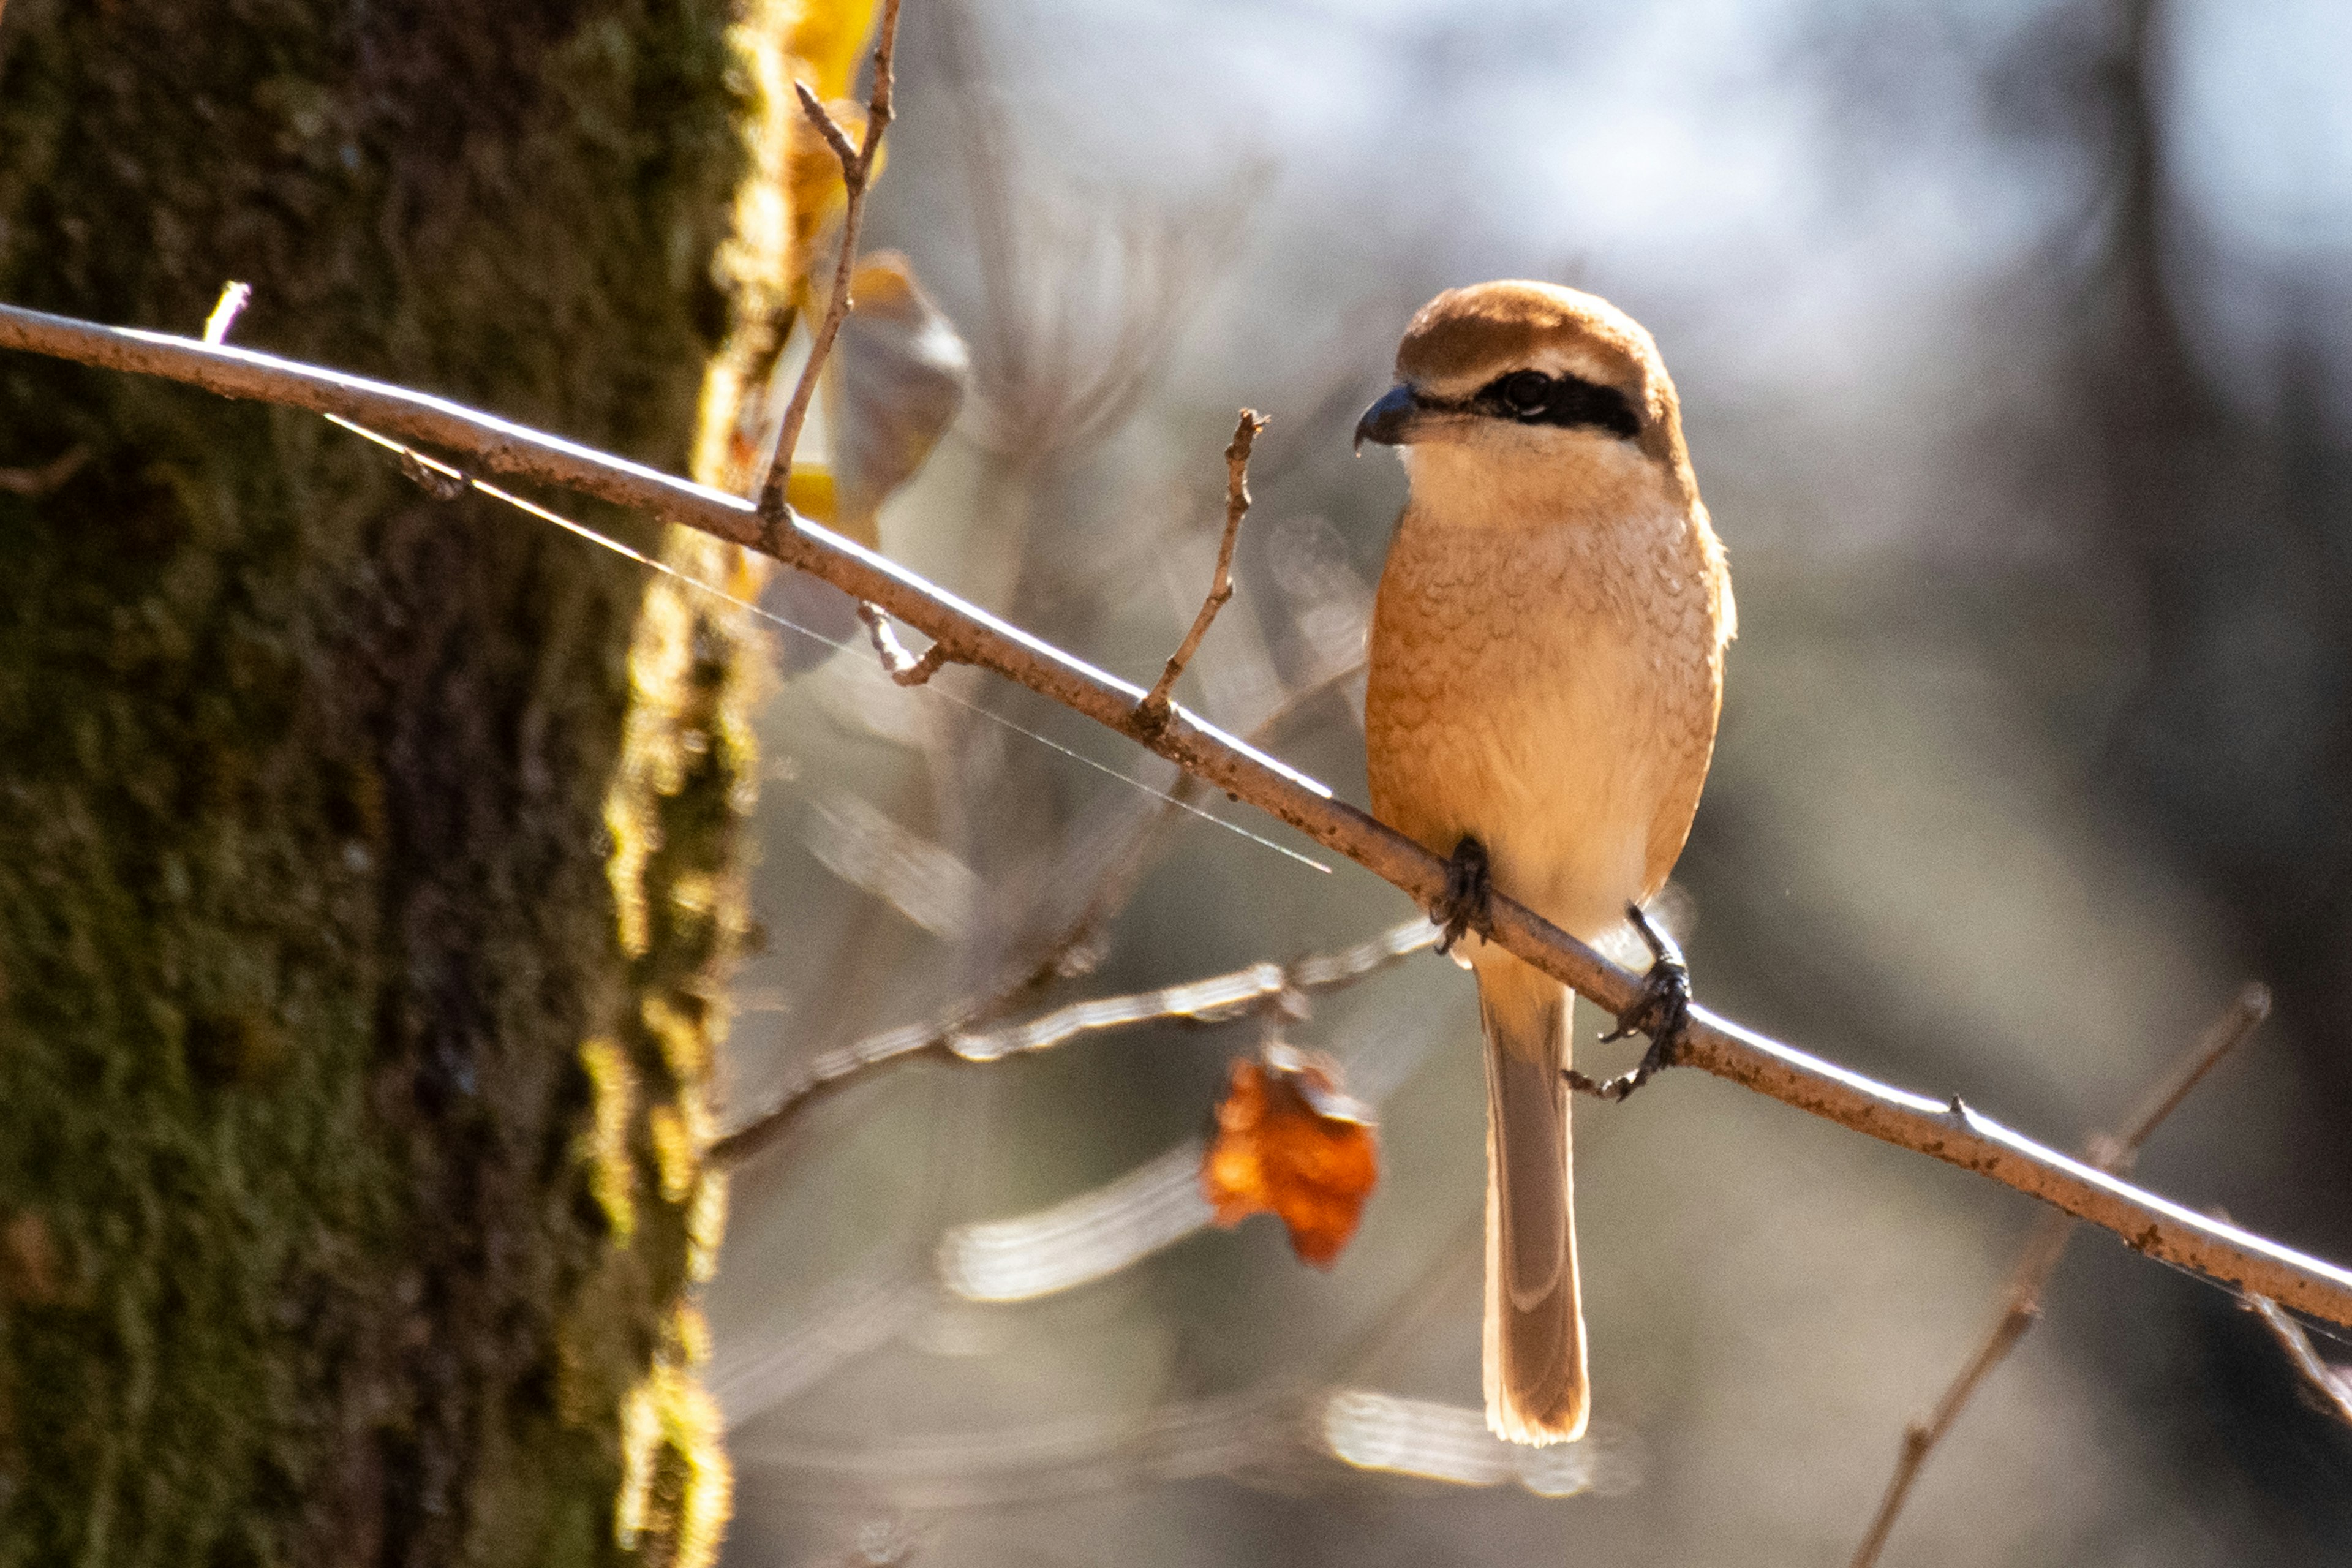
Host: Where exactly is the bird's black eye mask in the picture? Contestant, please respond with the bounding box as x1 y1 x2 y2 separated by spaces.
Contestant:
1464 369 1641 439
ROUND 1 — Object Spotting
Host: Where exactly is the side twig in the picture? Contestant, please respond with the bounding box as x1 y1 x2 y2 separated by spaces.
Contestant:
1848 982 2272 1568
2243 1294 2352 1428
756 0 904 525
1137 409 1267 731
857 601 953 687
8 301 2352 1331
201 281 252 345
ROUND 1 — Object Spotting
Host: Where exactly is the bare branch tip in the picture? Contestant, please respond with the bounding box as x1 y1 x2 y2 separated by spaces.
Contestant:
1227 407 1269 458
869 0 905 121
202 281 252 345
793 80 859 172
1137 407 1275 725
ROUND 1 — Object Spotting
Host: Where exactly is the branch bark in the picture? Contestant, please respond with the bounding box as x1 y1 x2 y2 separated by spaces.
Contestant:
7 298 2352 1330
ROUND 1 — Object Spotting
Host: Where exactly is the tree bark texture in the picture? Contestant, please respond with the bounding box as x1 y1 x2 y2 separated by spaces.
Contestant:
0 1 758 1563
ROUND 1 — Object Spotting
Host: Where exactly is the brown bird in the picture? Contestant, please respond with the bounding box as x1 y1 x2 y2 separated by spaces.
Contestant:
1359 281 1734 1444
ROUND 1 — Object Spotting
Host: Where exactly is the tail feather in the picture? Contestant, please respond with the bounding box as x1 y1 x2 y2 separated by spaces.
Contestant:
1475 951 1588 1445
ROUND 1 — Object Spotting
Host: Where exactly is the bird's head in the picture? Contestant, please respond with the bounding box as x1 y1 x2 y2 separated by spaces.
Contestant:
1355 281 1696 522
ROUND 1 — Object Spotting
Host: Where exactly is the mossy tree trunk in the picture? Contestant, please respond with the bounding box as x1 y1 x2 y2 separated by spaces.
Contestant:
0 1 759 1562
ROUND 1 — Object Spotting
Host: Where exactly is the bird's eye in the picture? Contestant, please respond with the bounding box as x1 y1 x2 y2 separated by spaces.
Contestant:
1498 371 1551 415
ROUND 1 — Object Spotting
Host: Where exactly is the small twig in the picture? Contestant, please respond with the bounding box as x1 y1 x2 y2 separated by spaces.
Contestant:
858 601 954 687
2244 1294 2352 1428
1848 981 2272 1568
1137 409 1267 732
0 442 90 498
202 281 252 345
756 0 904 527
712 916 1435 1165
14 303 2352 1332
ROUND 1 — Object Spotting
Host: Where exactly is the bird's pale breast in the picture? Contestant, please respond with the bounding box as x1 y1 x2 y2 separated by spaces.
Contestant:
1366 502 1725 943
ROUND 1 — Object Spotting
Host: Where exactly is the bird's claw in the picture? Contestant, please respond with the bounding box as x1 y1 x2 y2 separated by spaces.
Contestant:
1566 902 1691 1102
1432 836 1494 957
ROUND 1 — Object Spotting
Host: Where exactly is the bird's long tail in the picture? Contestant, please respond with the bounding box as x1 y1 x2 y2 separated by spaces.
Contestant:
1474 949 1589 1445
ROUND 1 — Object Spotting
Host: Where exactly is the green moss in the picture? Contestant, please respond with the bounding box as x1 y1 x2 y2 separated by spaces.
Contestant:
0 0 757 1562
614 1306 731 1568
579 1039 643 1245
592 520 765 1566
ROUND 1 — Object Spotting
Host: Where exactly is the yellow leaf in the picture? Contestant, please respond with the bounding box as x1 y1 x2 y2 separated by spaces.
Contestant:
783 465 837 528
785 0 879 101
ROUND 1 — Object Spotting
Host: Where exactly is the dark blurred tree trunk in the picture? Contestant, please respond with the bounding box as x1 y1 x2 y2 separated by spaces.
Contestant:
0 1 758 1564
2065 0 2352 1540
2077 0 2352 1196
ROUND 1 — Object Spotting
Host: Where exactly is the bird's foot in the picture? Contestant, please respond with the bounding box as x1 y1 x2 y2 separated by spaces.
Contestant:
1566 902 1691 1102
1431 836 1494 957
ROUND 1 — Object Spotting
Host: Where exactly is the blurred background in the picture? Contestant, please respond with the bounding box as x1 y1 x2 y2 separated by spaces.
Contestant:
707 0 2352 1562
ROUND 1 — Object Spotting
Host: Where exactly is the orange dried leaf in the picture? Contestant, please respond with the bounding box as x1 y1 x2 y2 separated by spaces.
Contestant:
1202 1046 1378 1268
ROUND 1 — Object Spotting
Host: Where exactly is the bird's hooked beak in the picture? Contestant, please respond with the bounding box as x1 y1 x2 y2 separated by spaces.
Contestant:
1354 383 1425 451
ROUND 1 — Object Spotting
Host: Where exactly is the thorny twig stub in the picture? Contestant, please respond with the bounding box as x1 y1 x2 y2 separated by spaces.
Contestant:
1846 981 2272 1568
755 0 905 529
202 281 252 345
857 601 952 687
1139 409 1268 730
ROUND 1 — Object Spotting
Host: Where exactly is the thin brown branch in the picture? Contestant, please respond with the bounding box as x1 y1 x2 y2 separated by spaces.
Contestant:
1848 982 2272 1568
1138 409 1267 730
2244 1294 2352 1428
756 0 904 524
2105 982 2272 1163
8 304 2352 1333
712 916 1434 1165
793 82 861 172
